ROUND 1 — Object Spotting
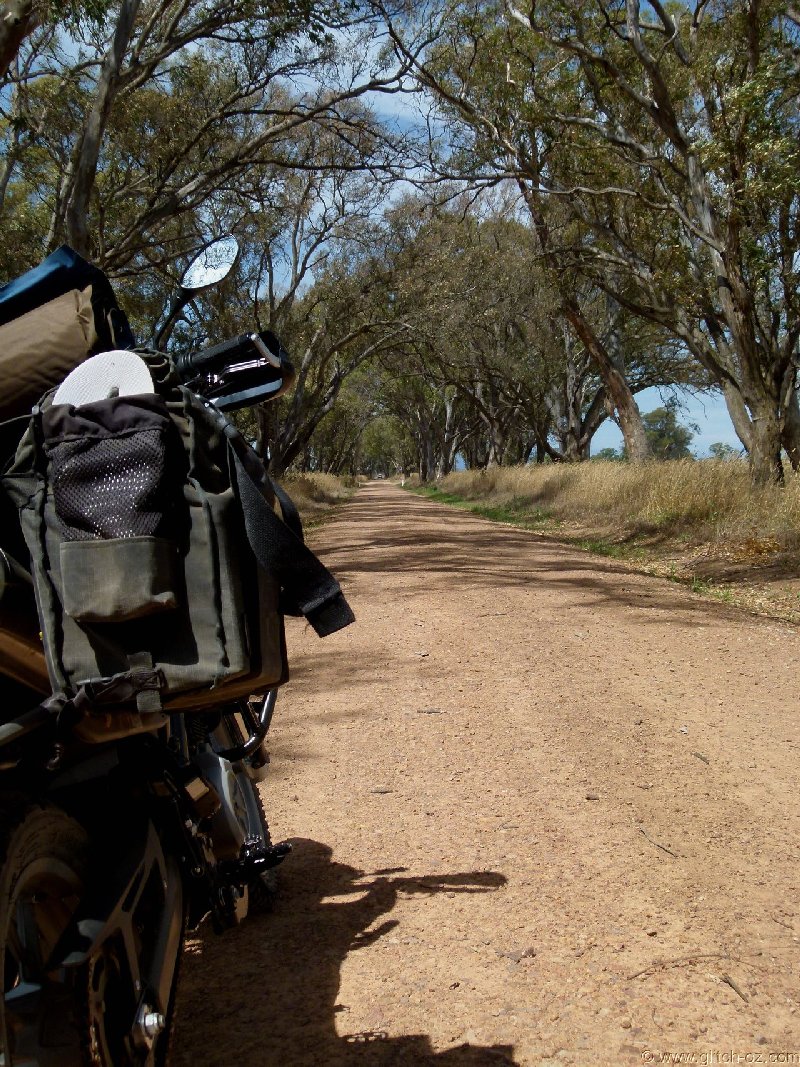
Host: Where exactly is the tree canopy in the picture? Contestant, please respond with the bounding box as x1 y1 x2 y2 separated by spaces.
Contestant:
640 402 696 461
1 0 797 483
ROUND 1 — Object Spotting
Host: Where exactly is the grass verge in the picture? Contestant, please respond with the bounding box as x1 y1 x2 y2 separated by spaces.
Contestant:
280 472 357 528
410 484 554 529
406 462 800 625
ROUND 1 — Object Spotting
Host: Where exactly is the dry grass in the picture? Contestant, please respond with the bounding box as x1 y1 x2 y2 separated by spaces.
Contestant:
413 460 800 623
280 472 356 523
438 460 800 553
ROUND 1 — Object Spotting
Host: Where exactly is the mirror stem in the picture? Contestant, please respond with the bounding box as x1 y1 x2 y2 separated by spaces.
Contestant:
153 288 191 349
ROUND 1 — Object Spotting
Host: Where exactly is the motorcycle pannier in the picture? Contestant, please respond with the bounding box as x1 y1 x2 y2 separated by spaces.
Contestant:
4 351 354 714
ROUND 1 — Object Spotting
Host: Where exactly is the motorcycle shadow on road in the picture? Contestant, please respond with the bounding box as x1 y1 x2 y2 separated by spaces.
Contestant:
172 838 518 1066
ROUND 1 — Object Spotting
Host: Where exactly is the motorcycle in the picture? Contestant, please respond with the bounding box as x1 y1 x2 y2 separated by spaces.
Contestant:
0 239 298 1066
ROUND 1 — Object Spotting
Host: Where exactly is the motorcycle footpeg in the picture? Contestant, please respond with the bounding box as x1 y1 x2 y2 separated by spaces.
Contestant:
240 838 292 875
263 840 292 868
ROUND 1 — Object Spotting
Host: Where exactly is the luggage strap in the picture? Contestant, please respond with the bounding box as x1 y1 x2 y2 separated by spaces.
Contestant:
221 425 354 638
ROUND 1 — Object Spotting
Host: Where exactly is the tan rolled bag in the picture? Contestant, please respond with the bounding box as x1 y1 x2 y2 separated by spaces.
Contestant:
0 244 135 425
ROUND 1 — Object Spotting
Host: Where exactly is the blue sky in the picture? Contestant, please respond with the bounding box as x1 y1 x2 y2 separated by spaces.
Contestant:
592 387 743 457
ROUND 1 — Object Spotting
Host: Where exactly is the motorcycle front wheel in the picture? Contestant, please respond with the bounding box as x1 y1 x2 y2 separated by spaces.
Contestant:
239 777 278 911
214 713 278 912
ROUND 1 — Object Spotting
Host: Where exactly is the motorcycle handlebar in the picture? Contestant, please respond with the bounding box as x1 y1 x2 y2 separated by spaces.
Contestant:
173 330 284 383
173 333 255 381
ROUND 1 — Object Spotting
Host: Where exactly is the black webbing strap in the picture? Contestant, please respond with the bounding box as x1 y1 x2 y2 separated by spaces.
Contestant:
229 443 355 638
267 475 304 542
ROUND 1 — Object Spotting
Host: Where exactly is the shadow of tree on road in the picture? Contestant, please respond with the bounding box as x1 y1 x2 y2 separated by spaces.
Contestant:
318 493 757 628
172 839 517 1066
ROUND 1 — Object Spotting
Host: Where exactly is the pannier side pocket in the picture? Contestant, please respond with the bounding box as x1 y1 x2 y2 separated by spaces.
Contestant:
60 536 177 621
42 394 180 623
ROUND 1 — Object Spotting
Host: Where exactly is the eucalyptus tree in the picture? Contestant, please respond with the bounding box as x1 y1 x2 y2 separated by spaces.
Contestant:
372 335 481 477
262 248 413 476
0 2 418 479
510 1 800 477
216 133 412 474
376 200 555 468
0 0 40 75
0 0 413 277
297 368 382 474
376 195 700 467
379 0 800 483
357 413 416 476
0 0 112 78
378 0 656 460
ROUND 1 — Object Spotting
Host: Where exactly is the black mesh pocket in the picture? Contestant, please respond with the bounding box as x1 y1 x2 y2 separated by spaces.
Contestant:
43 394 176 542
42 394 180 622
49 428 167 540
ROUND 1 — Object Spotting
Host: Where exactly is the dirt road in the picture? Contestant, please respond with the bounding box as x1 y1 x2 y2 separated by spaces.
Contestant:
173 481 800 1066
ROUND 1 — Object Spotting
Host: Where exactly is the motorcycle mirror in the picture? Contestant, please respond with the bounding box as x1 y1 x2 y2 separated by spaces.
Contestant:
154 236 239 348
181 236 239 292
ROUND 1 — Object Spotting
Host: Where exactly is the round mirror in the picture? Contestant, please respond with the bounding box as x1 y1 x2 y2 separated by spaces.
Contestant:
181 236 239 291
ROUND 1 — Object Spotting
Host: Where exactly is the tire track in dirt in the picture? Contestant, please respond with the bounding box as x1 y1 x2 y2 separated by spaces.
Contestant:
173 481 800 1066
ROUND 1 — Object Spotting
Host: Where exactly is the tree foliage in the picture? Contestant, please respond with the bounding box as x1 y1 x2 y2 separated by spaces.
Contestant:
640 403 696 461
1 0 795 484
0 0 409 275
378 0 800 483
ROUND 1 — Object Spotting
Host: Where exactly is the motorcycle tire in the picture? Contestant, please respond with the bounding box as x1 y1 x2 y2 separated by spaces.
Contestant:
213 716 278 912
0 795 184 1067
242 781 278 913
0 794 90 1067
74 853 184 1067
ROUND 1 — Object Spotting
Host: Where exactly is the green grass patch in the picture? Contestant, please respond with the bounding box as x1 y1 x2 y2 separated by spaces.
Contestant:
574 537 648 561
407 484 554 529
409 485 467 507
576 538 627 559
689 576 734 603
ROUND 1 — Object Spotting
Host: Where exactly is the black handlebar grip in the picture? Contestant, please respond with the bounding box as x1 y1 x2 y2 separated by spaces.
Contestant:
174 333 254 381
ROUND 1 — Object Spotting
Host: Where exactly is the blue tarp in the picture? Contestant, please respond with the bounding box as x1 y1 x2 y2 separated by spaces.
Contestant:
0 246 99 326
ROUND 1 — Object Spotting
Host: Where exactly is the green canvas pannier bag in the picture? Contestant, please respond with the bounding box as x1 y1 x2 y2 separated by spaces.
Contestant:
3 351 354 715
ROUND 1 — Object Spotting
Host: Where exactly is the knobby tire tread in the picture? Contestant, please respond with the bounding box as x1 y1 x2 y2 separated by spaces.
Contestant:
247 784 279 912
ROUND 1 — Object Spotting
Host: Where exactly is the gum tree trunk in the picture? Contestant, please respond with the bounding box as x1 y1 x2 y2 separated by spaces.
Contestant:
65 0 141 256
0 0 36 78
563 299 650 462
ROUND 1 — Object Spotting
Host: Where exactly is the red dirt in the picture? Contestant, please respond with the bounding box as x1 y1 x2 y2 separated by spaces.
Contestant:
172 481 800 1066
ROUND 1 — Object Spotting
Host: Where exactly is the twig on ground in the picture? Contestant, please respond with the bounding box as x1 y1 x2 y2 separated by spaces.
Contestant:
771 913 796 932
691 751 710 765
721 973 749 1002
627 952 732 981
638 827 678 858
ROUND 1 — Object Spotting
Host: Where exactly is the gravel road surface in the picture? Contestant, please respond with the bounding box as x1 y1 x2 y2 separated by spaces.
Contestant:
173 480 800 1066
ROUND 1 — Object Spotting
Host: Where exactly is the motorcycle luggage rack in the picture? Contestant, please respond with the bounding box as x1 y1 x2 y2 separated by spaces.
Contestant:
215 690 276 762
